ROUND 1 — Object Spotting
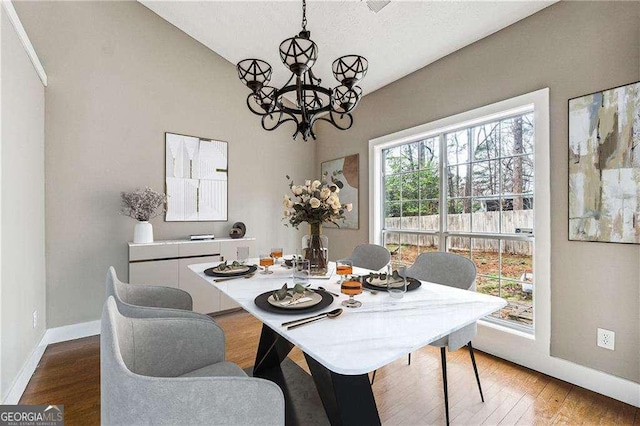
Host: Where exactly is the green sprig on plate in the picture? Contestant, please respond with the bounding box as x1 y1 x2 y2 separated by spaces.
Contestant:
216 260 243 271
272 283 310 301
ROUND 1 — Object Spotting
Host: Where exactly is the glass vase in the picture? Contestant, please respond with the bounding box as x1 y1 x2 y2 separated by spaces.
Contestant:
302 223 328 276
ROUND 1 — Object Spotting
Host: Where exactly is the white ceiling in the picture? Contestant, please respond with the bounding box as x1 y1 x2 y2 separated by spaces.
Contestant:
140 1 556 97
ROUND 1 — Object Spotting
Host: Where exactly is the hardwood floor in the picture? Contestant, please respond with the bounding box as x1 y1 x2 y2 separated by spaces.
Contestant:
20 310 639 425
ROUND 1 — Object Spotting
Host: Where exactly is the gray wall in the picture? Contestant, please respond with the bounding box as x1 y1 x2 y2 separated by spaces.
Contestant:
14 1 313 328
317 2 640 382
1 8 46 401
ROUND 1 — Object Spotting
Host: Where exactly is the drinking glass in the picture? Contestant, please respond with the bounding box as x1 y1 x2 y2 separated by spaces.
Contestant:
341 275 363 308
270 247 283 264
335 259 353 284
387 261 407 299
237 246 250 264
259 254 274 274
293 259 310 286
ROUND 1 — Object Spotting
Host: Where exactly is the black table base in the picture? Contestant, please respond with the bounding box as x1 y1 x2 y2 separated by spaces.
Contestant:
304 353 381 426
253 324 381 426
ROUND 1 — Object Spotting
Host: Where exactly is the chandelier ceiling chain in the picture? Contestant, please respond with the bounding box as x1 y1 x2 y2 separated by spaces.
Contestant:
301 0 307 31
236 0 368 141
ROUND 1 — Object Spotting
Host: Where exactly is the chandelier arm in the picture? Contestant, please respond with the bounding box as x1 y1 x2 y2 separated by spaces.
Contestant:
246 94 269 116
315 110 354 131
261 109 298 132
307 68 322 85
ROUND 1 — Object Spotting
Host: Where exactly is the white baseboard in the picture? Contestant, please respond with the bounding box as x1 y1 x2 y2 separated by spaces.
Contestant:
44 320 101 345
2 332 47 405
1 320 101 405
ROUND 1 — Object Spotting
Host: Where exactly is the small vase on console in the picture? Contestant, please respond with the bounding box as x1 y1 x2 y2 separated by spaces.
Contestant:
134 221 154 244
302 223 328 276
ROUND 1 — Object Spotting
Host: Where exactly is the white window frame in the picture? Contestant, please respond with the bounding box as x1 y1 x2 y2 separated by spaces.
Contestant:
369 89 550 349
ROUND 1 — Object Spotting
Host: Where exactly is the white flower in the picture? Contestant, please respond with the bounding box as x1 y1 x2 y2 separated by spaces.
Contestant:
334 186 340 193
309 197 321 208
320 187 331 199
305 180 311 187
311 180 321 190
286 199 294 208
345 203 353 212
327 194 339 205
283 210 291 217
292 186 303 195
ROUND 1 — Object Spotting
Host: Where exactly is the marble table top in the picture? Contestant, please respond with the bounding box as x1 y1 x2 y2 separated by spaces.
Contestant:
189 259 506 375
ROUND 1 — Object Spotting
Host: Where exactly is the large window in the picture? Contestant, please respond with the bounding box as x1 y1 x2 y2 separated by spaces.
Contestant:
378 109 536 330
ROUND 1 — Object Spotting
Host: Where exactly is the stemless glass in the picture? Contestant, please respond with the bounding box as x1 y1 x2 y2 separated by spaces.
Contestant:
270 247 283 264
293 259 310 286
335 259 353 284
237 246 250 264
259 254 275 274
341 275 363 308
387 261 407 298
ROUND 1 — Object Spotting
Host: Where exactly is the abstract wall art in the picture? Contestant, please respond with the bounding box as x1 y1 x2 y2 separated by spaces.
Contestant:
569 81 640 243
165 132 228 221
321 154 359 229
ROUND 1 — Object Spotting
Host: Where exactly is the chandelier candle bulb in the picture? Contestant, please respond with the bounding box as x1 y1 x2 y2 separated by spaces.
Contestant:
236 0 368 141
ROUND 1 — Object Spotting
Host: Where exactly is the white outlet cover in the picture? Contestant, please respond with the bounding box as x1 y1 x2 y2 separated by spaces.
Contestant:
597 328 615 350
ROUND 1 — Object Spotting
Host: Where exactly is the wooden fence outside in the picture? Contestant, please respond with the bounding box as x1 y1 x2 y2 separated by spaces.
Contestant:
385 210 533 255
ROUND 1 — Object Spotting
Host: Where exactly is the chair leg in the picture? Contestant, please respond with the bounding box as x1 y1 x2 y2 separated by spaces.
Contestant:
440 347 450 426
370 369 377 385
408 353 411 365
467 342 484 402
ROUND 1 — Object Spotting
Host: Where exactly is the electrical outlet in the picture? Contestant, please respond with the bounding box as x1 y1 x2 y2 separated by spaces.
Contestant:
32 310 38 329
597 328 615 350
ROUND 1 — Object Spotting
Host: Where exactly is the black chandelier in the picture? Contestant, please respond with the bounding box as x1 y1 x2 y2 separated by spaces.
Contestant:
236 0 368 141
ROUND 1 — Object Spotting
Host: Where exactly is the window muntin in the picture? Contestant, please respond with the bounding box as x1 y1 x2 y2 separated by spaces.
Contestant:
381 111 534 329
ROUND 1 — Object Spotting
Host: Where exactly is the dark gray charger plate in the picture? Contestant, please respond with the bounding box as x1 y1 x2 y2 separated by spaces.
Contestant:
204 264 258 278
254 290 333 315
363 277 422 292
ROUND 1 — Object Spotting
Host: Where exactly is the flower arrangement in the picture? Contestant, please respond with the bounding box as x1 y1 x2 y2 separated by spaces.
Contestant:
120 187 166 222
283 173 353 228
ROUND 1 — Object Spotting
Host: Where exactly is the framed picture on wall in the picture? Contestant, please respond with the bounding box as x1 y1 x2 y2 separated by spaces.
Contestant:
165 132 228 221
568 80 640 243
321 154 359 229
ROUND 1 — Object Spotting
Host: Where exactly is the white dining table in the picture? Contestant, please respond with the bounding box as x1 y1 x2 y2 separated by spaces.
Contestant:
189 259 506 426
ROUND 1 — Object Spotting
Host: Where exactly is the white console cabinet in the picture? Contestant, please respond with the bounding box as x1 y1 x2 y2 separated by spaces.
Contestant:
128 238 255 314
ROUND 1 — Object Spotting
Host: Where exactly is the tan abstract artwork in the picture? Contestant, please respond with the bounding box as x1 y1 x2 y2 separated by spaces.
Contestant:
569 81 640 243
321 154 359 229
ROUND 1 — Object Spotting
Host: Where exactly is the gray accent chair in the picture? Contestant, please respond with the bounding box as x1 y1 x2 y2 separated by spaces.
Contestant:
405 252 483 425
106 266 206 320
101 297 285 426
349 243 391 271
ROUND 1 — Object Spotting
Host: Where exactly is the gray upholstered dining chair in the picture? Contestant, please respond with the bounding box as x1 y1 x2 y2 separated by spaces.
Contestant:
349 243 391 271
405 252 483 425
106 266 205 319
101 296 285 425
